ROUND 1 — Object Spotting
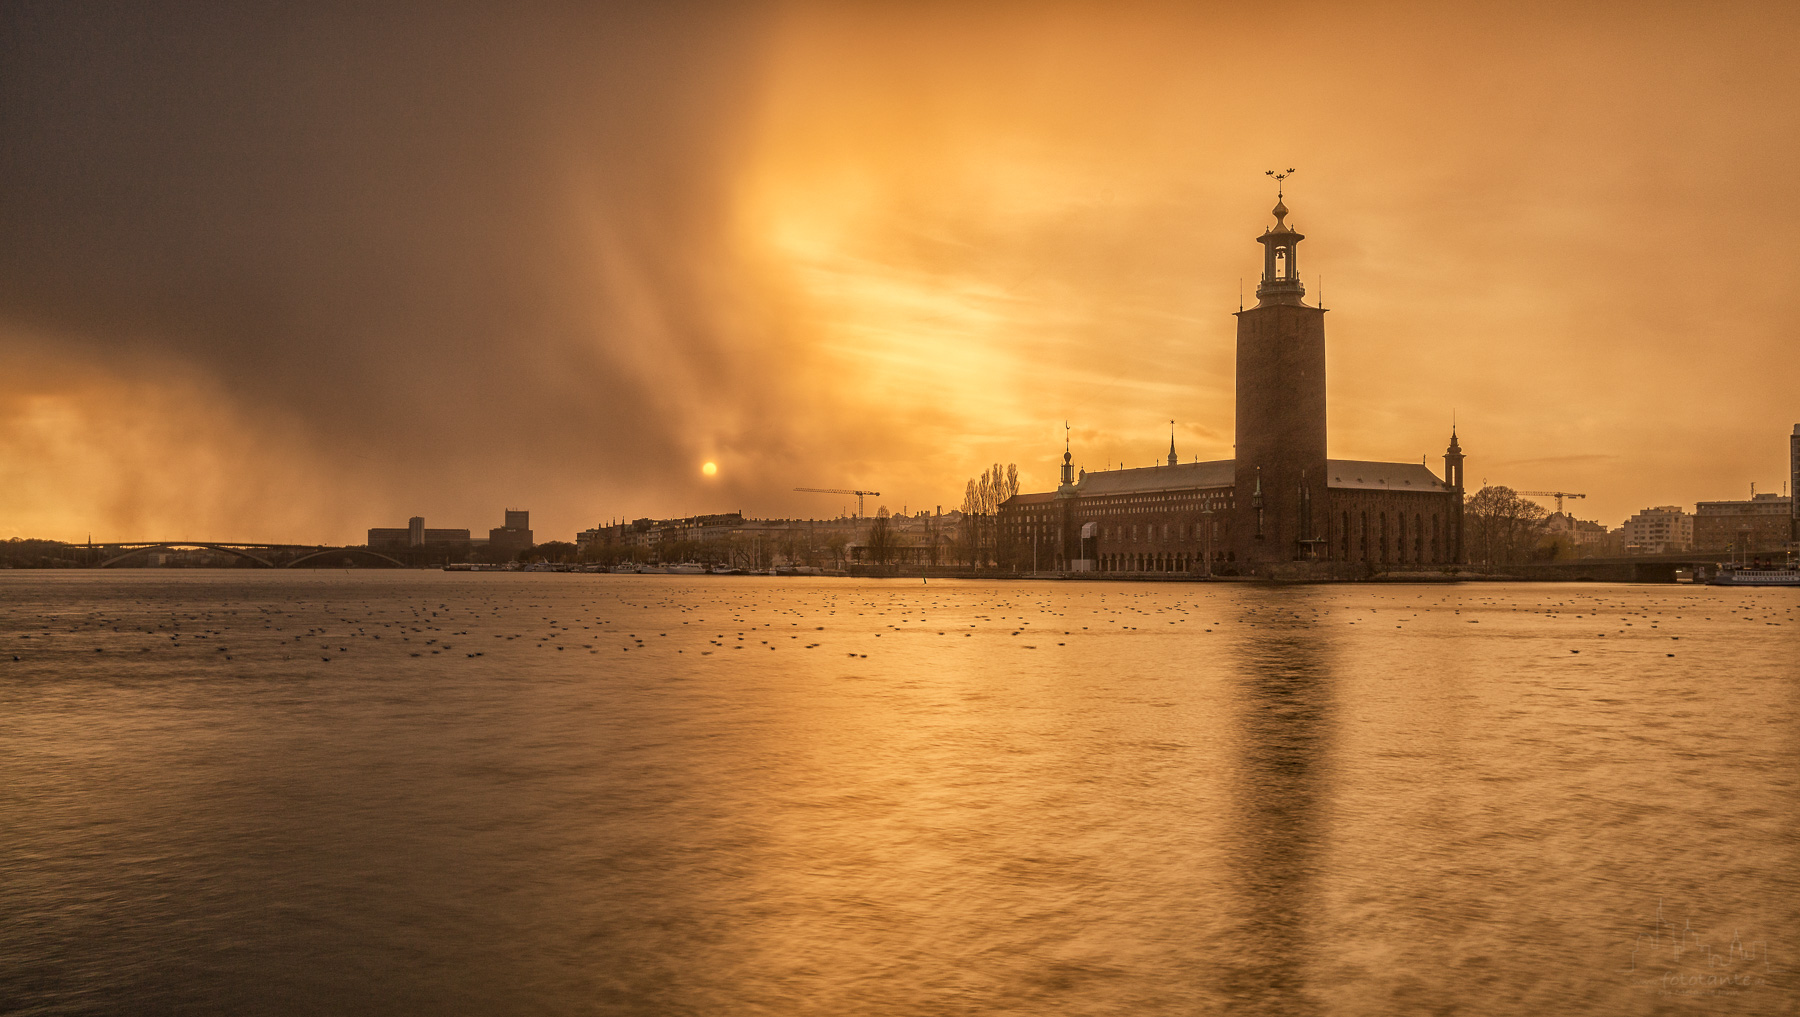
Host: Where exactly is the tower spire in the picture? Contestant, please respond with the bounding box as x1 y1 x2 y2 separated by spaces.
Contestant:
1167 420 1178 467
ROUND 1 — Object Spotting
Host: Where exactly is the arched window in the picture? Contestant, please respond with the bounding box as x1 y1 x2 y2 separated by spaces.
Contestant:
1360 511 1369 562
1341 512 1350 560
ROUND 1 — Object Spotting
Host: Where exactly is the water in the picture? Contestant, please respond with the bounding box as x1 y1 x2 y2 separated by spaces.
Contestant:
2 572 1796 1015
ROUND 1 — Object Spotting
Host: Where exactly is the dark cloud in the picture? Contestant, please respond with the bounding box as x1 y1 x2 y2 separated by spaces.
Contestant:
2 2 779 538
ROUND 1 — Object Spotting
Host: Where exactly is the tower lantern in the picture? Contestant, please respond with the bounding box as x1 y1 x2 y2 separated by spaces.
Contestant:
1255 169 1306 306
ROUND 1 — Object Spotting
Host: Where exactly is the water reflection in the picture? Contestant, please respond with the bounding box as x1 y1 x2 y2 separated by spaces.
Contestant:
5 575 1798 1016
1219 594 1337 1014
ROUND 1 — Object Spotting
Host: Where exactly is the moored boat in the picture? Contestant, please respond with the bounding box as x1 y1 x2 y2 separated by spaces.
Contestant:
1707 561 1800 586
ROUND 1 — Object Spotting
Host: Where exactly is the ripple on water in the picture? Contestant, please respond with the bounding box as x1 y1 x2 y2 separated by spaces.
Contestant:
1 572 1795 1015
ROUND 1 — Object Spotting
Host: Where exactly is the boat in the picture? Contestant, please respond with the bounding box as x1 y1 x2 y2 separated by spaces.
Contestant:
1707 560 1800 586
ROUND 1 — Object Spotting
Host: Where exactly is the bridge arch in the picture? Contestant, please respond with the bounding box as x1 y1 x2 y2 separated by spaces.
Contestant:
285 548 406 569
97 544 276 568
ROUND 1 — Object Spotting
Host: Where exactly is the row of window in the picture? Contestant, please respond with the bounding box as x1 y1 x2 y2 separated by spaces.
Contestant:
1010 491 1233 523
1336 510 1446 564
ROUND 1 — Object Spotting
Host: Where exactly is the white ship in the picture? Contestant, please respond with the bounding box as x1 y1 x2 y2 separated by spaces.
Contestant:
1707 561 1800 586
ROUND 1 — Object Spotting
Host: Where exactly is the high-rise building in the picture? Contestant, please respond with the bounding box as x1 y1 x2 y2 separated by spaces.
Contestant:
488 509 535 560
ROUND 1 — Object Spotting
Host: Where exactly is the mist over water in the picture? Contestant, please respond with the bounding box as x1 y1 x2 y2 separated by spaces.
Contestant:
3 573 1796 1015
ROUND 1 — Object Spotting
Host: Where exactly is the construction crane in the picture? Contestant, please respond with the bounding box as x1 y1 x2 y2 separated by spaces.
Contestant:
1517 490 1587 515
794 487 881 520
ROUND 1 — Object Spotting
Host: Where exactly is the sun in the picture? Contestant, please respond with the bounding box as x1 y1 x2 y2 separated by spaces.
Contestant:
702 461 718 476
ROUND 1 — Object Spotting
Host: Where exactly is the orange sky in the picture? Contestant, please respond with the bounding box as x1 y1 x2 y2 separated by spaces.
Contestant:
3 2 1798 542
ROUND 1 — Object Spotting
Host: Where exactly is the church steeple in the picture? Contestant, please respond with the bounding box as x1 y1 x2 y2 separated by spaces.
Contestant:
1167 420 1178 467
1254 168 1307 307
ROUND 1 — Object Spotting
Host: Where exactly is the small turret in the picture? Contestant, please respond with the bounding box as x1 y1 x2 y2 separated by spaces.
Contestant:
1443 426 1465 493
1252 466 1265 540
1444 425 1467 564
1167 420 1178 467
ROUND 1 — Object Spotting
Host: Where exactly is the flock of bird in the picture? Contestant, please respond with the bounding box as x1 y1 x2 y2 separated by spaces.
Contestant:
3 577 1792 672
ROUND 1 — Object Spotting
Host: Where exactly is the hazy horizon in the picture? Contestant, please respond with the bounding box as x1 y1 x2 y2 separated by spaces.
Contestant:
5 2 1798 545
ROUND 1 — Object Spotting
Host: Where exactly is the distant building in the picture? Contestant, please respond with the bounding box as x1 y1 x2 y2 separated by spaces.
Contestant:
367 519 471 553
1694 494 1793 553
1618 506 1692 554
488 509 534 560
1545 512 1616 556
577 510 960 567
1792 424 1799 545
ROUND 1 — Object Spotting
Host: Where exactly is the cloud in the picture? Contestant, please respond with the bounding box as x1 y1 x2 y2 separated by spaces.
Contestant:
4 2 1798 539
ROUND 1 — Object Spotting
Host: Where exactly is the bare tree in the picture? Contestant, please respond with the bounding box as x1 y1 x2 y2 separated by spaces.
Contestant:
959 463 1020 567
1465 486 1548 566
866 507 896 566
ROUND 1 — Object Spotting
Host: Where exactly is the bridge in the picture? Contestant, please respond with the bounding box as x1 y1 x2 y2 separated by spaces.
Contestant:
1471 551 1770 584
92 542 406 569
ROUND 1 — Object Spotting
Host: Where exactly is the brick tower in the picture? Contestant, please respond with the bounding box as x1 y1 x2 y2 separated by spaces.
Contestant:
1233 177 1328 564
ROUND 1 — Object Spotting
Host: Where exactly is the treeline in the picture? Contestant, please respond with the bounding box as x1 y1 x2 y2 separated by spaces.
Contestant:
0 538 85 568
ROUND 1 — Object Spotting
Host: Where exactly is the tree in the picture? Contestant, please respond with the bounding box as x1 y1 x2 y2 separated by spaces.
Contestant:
526 540 580 563
1464 486 1548 567
958 463 1021 567
867 508 897 565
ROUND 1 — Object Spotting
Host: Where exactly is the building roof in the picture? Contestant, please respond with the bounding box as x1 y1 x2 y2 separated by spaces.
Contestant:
1004 457 1451 504
1073 459 1235 496
1325 460 1450 493
1696 495 1792 513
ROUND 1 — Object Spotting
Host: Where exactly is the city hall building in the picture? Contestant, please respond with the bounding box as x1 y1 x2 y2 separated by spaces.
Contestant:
1000 191 1466 575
